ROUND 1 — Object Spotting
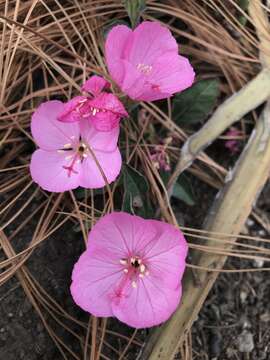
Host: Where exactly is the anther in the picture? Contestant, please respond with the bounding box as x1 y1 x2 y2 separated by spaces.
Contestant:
120 259 128 265
63 143 72 148
132 281 137 288
140 264 146 273
123 269 128 274
137 63 153 75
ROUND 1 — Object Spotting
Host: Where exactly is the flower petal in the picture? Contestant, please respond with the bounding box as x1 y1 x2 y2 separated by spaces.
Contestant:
90 111 120 132
71 249 123 317
31 100 80 150
82 76 110 96
86 212 157 256
119 60 147 100
127 21 178 66
112 277 182 328
115 60 171 101
142 220 188 288
105 25 132 85
57 96 86 123
89 93 128 117
30 149 81 192
79 148 122 189
86 92 127 131
149 54 195 95
80 118 120 151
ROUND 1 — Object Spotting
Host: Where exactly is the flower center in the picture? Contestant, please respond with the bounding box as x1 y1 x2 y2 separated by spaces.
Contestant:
77 143 87 154
136 63 153 75
131 257 140 268
75 97 109 118
58 139 89 177
120 255 149 288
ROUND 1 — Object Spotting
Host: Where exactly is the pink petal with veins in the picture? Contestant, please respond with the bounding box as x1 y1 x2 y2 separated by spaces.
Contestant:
105 21 195 101
71 212 188 328
31 100 80 150
30 101 122 192
81 75 110 96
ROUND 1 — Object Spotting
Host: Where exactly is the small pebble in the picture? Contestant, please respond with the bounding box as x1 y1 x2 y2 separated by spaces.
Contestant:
226 348 235 358
133 195 143 208
260 312 270 322
253 258 265 268
237 330 254 353
258 229 266 237
246 218 254 227
240 290 248 304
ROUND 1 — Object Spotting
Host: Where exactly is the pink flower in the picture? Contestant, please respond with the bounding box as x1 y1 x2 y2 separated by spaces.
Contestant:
224 127 242 154
30 100 122 192
105 21 195 101
71 212 188 328
57 75 128 132
150 139 172 172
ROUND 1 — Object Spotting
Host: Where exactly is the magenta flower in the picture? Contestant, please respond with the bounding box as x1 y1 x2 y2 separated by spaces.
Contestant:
58 75 128 132
71 212 188 328
150 140 172 172
30 100 122 192
105 21 195 101
224 127 242 154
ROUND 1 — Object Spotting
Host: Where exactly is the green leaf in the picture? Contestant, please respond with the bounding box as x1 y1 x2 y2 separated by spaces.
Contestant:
123 0 146 28
172 175 195 206
238 0 249 26
238 0 249 10
172 79 220 125
122 164 153 217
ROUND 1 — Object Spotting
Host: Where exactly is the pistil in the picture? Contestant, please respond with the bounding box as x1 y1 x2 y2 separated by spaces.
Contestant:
119 255 149 288
60 140 89 177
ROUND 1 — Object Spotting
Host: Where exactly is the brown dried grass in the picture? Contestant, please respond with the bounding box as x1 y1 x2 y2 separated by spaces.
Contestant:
0 0 268 359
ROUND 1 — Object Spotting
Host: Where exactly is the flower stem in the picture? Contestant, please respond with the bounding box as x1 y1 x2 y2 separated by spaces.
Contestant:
167 67 270 196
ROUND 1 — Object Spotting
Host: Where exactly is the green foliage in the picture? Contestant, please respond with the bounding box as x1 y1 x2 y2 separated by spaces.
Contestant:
172 176 195 206
122 164 153 217
238 0 249 9
173 79 220 125
123 0 146 28
160 171 195 206
238 0 249 26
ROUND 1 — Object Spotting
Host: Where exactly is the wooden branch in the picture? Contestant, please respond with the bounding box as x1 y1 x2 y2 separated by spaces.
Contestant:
140 100 270 359
167 68 270 194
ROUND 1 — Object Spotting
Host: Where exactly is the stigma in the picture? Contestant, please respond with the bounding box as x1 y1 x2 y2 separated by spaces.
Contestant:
120 255 149 287
58 140 89 177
